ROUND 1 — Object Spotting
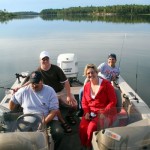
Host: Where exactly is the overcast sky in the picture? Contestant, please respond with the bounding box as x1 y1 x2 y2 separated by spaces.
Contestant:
0 0 149 12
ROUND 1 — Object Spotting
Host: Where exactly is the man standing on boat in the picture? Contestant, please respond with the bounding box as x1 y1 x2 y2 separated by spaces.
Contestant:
37 51 77 125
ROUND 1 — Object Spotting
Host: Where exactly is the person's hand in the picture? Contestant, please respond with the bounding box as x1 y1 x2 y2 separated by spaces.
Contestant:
111 76 117 81
99 113 105 119
111 75 119 81
84 113 90 120
66 96 73 106
13 87 21 94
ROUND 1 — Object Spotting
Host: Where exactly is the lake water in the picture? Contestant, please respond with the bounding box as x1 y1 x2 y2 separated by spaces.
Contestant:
0 16 150 106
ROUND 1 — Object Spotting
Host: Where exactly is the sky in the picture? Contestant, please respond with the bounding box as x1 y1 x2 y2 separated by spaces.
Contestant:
0 0 150 12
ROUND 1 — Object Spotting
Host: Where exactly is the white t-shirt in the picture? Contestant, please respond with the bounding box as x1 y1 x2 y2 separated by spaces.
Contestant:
97 62 120 81
11 84 59 119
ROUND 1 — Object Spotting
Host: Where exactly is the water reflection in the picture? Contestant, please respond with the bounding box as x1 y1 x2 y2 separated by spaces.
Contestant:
40 14 150 24
1 14 150 24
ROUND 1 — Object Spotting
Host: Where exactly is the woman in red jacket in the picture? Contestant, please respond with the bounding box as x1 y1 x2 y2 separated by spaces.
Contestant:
79 64 117 149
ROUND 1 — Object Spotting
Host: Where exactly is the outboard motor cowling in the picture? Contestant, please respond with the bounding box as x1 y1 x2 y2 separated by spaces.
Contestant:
57 53 78 79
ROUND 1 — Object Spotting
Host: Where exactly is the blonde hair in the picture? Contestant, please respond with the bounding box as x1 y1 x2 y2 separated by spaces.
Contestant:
83 64 98 76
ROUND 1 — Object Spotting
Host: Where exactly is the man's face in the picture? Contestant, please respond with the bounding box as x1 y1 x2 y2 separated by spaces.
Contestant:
40 56 50 66
30 81 43 91
108 57 116 67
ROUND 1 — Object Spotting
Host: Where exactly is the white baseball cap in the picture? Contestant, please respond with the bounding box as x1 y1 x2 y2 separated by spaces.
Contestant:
39 51 50 59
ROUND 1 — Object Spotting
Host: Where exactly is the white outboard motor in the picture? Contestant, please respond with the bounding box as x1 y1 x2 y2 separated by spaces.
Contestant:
57 53 78 79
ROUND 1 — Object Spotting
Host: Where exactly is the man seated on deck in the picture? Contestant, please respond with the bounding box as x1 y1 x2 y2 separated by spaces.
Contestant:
9 71 64 150
97 53 120 82
37 51 78 125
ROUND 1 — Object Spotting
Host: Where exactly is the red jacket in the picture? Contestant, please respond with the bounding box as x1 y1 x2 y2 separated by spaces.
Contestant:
82 79 117 116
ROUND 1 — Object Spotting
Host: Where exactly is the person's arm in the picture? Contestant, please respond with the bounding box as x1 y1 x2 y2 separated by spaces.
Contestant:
97 63 106 79
64 80 74 105
14 81 30 93
9 100 16 110
44 87 59 124
82 84 91 120
111 67 120 81
44 110 58 124
64 80 71 96
10 88 23 110
57 65 74 105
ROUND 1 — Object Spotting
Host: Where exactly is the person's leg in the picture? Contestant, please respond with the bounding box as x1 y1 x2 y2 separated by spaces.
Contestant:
44 110 58 124
76 87 84 117
86 118 98 148
57 89 77 125
57 110 72 133
47 120 64 150
65 97 77 125
79 117 89 147
78 87 84 109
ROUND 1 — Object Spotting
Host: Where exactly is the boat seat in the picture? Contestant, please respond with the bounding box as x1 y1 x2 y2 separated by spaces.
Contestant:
97 88 128 129
113 87 129 127
114 87 122 113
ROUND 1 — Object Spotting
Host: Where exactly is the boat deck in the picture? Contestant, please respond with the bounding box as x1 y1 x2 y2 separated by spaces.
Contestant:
57 85 82 150
58 108 82 150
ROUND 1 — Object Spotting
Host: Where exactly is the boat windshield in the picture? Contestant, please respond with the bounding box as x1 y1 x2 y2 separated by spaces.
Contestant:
92 106 150 149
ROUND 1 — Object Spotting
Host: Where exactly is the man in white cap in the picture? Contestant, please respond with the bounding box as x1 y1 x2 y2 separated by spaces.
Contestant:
38 51 77 125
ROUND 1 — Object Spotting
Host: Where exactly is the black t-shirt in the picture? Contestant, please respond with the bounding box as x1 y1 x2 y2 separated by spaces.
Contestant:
37 64 67 92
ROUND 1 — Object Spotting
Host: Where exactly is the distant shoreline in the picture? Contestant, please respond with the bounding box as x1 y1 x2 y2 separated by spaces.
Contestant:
0 4 150 23
0 4 150 15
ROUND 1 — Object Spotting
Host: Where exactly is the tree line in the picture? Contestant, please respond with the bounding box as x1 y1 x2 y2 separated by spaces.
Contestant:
1 5 150 17
0 5 150 23
0 10 16 18
40 5 150 16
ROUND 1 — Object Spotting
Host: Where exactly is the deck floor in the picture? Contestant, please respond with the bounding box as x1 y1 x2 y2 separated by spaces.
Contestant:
57 86 82 150
57 106 82 150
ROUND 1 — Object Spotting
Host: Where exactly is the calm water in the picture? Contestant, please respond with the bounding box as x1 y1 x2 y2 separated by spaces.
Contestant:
0 16 150 106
